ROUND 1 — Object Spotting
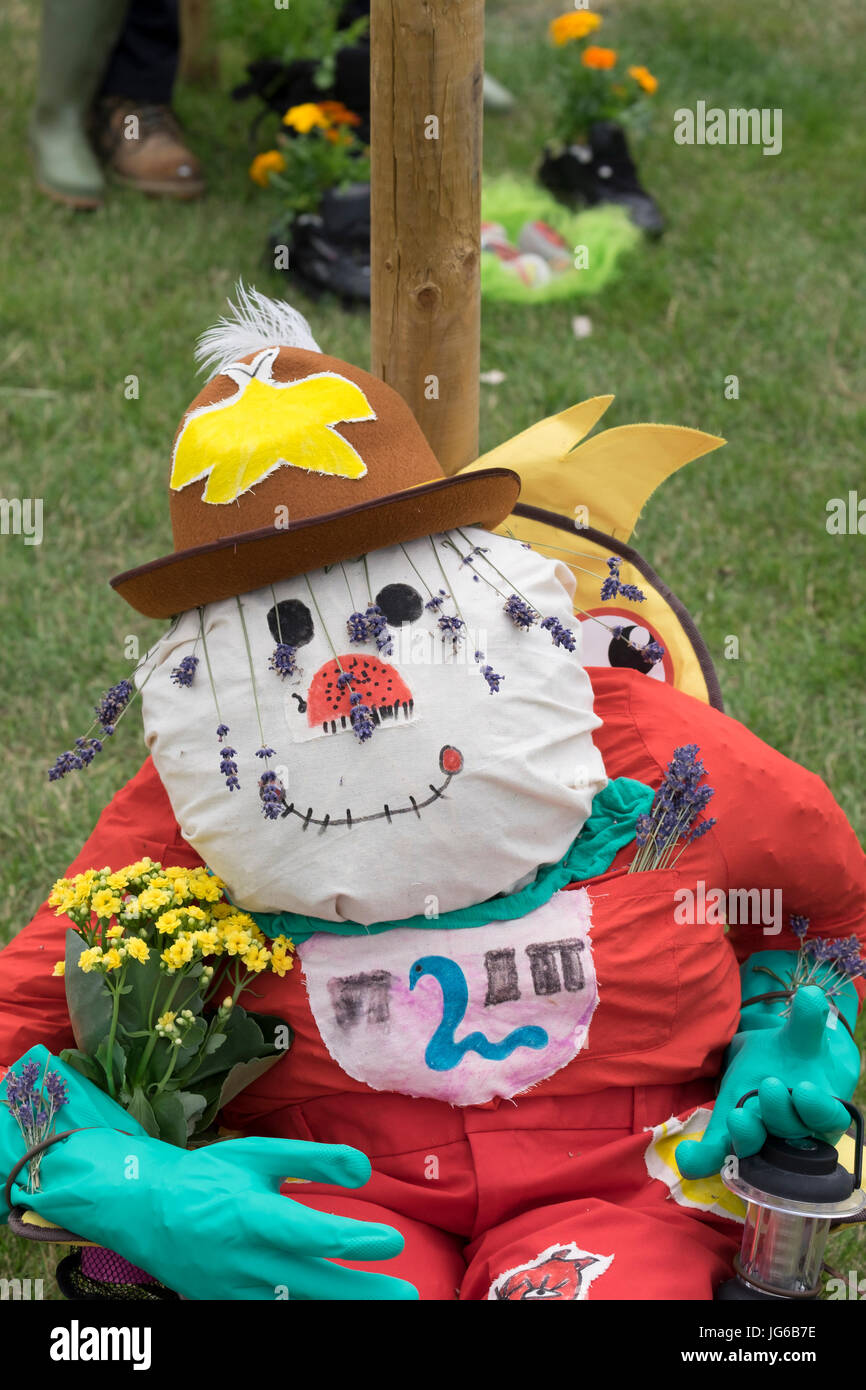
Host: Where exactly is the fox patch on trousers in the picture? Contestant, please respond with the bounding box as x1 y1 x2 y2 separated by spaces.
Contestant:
489 1243 614 1300
298 890 598 1105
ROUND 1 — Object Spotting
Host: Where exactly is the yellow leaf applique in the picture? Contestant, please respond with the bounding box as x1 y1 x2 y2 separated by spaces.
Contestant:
170 353 376 505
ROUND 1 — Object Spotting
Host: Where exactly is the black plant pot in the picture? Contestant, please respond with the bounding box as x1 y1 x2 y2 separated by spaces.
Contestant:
233 46 371 144
270 181 371 305
539 121 665 238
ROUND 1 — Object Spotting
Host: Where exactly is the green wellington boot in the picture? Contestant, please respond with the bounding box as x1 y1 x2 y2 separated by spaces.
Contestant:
30 0 128 208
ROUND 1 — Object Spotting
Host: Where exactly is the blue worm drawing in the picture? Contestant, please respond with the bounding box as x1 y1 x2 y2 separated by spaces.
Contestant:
410 955 548 1071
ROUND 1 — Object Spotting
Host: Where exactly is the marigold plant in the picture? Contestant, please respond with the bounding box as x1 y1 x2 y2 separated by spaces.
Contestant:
547 10 658 143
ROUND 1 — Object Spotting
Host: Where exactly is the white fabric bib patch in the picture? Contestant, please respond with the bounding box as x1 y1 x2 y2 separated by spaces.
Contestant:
298 889 597 1105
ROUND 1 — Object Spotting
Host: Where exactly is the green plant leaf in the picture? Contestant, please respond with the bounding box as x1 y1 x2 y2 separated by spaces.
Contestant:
63 929 113 1053
58 1047 104 1088
150 1089 187 1148
177 1090 208 1138
126 1086 159 1139
174 1016 208 1068
95 1035 128 1095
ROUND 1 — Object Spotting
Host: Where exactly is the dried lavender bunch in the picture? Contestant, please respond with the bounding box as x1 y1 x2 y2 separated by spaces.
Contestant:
629 744 715 871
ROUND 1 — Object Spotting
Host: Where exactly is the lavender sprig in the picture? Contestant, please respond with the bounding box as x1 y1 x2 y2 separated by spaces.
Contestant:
306 576 376 744
629 744 715 872
218 732 240 792
601 556 646 605
504 594 539 630
269 643 298 679
258 769 285 821
364 603 393 657
540 616 577 651
755 917 865 1019
347 611 369 642
170 656 198 688
349 691 375 742
2 1058 69 1193
94 679 134 732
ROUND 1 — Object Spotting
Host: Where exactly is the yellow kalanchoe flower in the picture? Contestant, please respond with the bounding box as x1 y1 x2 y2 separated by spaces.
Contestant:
270 936 295 978
126 937 150 963
242 944 271 974
550 10 601 45
102 947 124 972
78 946 104 974
161 935 195 971
222 929 253 958
156 909 181 935
49 878 71 907
138 887 172 913
52 961 66 977
193 929 221 956
106 924 124 939
157 1011 177 1028
188 874 223 903
91 889 122 918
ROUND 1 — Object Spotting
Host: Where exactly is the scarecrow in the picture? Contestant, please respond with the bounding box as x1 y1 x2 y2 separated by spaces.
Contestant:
0 290 863 1301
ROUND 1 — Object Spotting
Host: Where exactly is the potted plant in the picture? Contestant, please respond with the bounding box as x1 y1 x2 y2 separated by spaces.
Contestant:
5 858 293 1298
539 10 664 237
250 101 371 302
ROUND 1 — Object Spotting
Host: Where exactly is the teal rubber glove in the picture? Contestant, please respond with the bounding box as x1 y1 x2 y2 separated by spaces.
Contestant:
3 1047 416 1300
677 951 860 1181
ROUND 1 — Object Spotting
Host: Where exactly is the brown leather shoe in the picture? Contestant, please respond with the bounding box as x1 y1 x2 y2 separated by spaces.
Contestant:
94 97 205 199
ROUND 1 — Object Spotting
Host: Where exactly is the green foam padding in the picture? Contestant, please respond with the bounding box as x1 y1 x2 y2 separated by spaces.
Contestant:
480 174 641 303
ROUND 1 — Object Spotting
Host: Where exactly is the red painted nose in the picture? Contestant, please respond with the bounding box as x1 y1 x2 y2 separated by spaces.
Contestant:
306 654 414 727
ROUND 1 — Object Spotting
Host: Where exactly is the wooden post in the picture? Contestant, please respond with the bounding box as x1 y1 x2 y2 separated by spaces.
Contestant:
179 0 220 88
370 0 484 475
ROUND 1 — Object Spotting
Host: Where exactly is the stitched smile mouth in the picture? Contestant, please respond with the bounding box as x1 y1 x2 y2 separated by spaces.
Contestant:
279 745 464 832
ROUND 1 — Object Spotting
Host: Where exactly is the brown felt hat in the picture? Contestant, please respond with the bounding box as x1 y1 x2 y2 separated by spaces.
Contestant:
111 345 520 618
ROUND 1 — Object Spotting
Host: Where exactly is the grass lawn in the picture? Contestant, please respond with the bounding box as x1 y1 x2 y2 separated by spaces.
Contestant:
1 0 863 1295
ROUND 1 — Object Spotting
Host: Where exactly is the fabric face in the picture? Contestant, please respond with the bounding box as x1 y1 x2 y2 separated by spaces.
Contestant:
139 528 606 924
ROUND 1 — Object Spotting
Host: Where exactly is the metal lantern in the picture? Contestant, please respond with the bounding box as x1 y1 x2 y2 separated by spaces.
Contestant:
717 1094 865 1301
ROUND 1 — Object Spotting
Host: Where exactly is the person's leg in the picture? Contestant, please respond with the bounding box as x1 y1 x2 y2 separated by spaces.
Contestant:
30 0 128 208
99 0 179 105
92 0 205 199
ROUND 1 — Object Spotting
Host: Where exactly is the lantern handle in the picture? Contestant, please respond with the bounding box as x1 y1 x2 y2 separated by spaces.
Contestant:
734 1089 863 1190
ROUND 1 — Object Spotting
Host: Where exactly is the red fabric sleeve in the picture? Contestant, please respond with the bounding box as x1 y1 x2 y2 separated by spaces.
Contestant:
0 758 203 1067
589 668 866 979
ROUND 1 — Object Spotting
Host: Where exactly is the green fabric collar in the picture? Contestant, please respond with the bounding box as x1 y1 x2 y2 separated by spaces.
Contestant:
249 776 653 944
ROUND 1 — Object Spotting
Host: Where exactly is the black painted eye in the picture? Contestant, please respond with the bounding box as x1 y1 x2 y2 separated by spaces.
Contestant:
375 583 423 625
267 599 314 648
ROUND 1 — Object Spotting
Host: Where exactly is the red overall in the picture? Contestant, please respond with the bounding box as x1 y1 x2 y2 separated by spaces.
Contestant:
1 670 863 1299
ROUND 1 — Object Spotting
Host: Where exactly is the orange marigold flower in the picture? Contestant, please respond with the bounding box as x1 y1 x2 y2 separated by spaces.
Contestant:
549 10 602 45
283 102 330 134
582 45 617 70
324 128 353 145
628 64 659 94
318 100 361 127
249 150 286 186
